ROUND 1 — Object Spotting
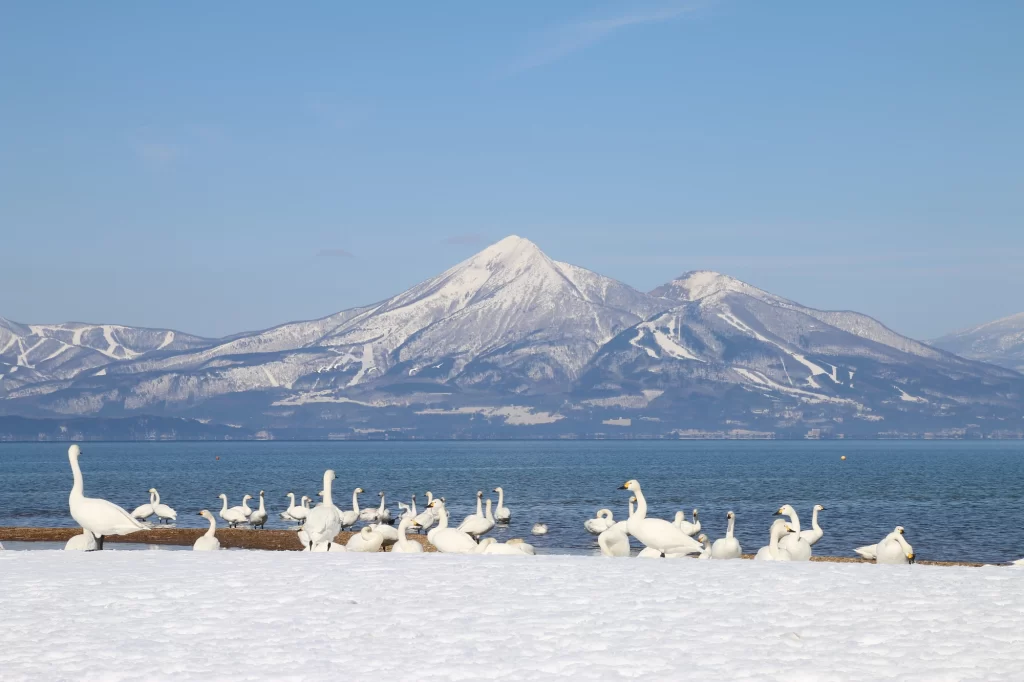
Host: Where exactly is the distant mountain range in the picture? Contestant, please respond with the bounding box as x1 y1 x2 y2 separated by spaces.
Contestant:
2 236 1022 440
931 313 1024 374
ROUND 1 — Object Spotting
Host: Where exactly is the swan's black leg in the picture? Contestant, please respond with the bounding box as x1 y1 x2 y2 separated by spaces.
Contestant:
97 536 105 551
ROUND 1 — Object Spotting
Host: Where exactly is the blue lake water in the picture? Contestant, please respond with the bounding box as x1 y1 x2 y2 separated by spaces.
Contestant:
1 441 1022 563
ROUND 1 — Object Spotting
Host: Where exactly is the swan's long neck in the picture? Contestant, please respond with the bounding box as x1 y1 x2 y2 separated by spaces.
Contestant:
787 509 802 534
205 515 216 537
632 488 648 520
149 490 157 505
811 508 820 533
726 516 735 539
485 499 493 521
397 517 411 545
69 452 83 499
475 495 482 516
286 492 296 509
436 506 449 529
410 497 417 516
769 524 783 556
321 473 333 506
628 498 635 519
153 489 161 505
220 496 229 513
425 491 433 504
351 490 359 513
258 495 266 513
496 489 504 509
377 494 385 513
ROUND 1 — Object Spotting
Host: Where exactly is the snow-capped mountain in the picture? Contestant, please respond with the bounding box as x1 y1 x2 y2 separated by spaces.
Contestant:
1 239 1022 439
932 313 1024 373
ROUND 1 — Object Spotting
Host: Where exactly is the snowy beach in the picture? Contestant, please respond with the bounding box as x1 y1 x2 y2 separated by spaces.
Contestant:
1 551 1021 681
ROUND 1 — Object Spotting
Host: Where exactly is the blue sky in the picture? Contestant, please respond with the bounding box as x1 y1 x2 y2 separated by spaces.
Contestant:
1 1 1021 339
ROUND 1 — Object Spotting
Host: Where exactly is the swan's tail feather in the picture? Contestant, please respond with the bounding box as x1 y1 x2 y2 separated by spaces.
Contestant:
854 544 877 560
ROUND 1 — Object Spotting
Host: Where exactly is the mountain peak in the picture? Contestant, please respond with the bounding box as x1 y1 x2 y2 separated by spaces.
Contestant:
651 270 761 302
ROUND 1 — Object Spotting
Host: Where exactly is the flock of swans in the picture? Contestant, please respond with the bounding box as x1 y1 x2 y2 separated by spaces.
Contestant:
0 445 917 564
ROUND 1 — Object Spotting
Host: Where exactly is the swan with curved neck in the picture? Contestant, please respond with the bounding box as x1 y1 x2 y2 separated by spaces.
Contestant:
774 504 812 560
585 509 615 535
422 500 478 553
304 470 342 551
711 511 742 559
248 490 268 529
799 505 825 546
281 492 299 521
697 534 712 559
218 494 246 527
855 526 915 564
755 520 795 561
493 487 511 523
619 480 703 556
339 488 363 529
193 510 221 551
392 516 424 553
64 528 99 551
152 489 177 525
67 445 146 550
130 490 156 521
457 491 485 530
459 498 496 538
347 526 384 552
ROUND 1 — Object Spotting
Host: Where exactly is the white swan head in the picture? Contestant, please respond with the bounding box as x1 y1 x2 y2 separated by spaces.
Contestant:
493 487 503 493
814 504 825 511
476 490 483 498
692 509 699 518
69 444 81 459
726 511 735 520
148 488 157 494
323 470 336 483
895 525 905 534
354 487 364 495
378 491 385 498
198 510 214 522
259 490 264 497
618 479 640 492
698 533 709 545
773 504 797 518
218 493 228 501
242 494 252 502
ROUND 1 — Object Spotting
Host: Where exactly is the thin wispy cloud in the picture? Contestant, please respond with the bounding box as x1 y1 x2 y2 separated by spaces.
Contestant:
510 4 702 73
442 234 485 246
316 248 355 258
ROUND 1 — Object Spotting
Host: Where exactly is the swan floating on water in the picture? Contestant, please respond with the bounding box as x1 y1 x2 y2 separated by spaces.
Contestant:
855 526 915 564
68 445 146 550
281 492 301 522
249 491 268 530
392 516 424 554
799 504 825 546
152 489 177 525
585 509 615 535
130 490 156 521
620 480 703 556
711 511 742 560
304 470 342 552
531 523 548 536
64 528 99 551
774 504 813 560
457 491 485 531
673 509 701 537
376 492 393 525
493 487 511 524
193 510 221 551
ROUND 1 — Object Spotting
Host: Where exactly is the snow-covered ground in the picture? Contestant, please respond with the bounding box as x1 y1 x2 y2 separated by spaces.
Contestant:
1 551 1021 681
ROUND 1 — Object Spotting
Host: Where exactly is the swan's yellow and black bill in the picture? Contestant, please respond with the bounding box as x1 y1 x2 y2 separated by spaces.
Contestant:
773 508 784 515
617 483 629 489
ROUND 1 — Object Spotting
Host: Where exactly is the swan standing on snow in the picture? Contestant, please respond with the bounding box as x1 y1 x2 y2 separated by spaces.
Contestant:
339 488 363 530
799 504 825 546
347 526 384 552
493 487 511 523
585 509 615 535
673 509 701 537
392 516 424 553
774 504 813 560
193 510 221 551
620 480 703 556
152 489 177 525
711 511 742 560
420 501 478 554
855 526 915 564
303 470 342 551
460 498 496 538
65 528 99 551
131 490 156 521
67 445 147 550
249 491 268 530
755 520 796 561
218 494 248 528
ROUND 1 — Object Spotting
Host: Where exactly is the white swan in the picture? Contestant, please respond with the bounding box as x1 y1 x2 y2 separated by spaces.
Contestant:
855 526 915 564
531 523 548 536
281 492 299 521
673 509 701 537
697 534 712 559
493 487 511 523
369 523 399 547
799 504 825 546
239 495 253 520
392 516 424 554
67 445 146 549
377 492 393 525
218 494 246 527
421 501 478 554
459 498 496 538
249 490 268 529
585 509 615 535
398 494 418 524
290 495 312 525
710 511 742 559
479 538 535 555
304 470 342 551
65 528 99 551
339 488 363 530
754 520 796 561
620 480 703 556
597 497 634 557
130 490 156 521
412 498 437 534
152 489 177 525
193 510 221 551
637 547 663 558
457 491 485 530
774 504 812 560
359 491 381 522
346 526 384 553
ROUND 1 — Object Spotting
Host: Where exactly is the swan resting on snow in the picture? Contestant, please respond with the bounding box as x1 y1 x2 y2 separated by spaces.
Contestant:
65 528 99 551
193 510 221 551
754 519 796 561
855 526 915 564
347 526 384 553
392 516 424 554
68 444 147 550
420 500 478 554
774 504 813 560
711 511 742 560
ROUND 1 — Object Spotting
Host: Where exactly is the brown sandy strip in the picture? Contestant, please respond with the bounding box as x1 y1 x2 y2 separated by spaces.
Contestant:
0 528 990 564
0 526 434 552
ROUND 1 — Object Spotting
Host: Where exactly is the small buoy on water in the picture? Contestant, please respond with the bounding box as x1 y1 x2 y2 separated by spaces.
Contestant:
841 455 846 461
216 456 220 461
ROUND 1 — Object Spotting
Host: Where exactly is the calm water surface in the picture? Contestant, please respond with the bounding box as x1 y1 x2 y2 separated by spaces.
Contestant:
1 441 1021 563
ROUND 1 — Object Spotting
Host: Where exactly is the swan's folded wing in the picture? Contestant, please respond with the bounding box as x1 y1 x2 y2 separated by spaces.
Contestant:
854 544 877 560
